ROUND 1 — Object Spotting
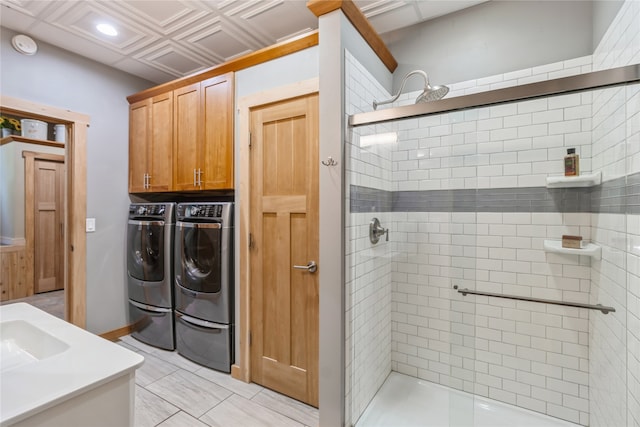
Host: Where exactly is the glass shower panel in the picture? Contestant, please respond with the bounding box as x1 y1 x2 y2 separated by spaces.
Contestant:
345 121 396 426
347 109 478 426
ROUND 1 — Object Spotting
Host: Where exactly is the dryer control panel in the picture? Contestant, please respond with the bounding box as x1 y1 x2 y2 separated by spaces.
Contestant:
176 203 233 223
129 203 174 221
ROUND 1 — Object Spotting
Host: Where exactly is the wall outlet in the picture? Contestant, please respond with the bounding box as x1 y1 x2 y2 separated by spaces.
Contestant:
86 218 96 232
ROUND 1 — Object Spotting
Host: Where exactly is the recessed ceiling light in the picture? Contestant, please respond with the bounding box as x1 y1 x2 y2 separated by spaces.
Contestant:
96 23 118 37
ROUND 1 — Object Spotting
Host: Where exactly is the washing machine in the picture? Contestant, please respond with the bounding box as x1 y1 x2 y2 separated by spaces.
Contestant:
127 202 175 350
174 202 234 372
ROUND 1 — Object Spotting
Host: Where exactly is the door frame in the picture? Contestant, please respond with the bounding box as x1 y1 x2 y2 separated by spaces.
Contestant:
23 151 65 295
233 77 319 382
1 95 88 328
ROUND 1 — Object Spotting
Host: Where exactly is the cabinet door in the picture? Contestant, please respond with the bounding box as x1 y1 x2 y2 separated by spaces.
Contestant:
148 93 173 192
201 73 234 190
129 99 149 193
173 83 201 191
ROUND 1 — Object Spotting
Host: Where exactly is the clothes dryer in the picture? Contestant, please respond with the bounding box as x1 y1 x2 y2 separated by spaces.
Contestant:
174 202 233 372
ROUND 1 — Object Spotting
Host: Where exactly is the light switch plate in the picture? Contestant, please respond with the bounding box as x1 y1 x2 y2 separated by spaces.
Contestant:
86 218 96 232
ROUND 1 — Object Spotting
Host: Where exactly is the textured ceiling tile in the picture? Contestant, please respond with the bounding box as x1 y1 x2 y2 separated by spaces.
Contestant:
42 1 161 54
357 0 407 19
1 0 53 17
113 57 175 84
106 0 213 35
135 40 212 76
183 23 256 62
240 1 316 42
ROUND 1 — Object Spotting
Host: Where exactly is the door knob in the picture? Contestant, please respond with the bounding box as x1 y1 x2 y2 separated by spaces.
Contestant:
293 261 317 273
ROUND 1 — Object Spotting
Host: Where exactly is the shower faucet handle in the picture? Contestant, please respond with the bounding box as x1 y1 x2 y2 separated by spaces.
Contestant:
369 218 389 244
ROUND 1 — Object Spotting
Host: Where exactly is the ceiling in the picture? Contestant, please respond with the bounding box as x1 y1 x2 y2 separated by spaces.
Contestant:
0 0 484 84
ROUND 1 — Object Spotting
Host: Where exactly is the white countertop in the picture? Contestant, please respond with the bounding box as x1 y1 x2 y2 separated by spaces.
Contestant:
0 303 144 426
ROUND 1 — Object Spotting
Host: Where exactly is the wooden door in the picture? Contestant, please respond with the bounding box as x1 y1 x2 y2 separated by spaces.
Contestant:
173 83 201 191
34 158 64 293
148 92 173 191
249 93 319 407
201 73 234 190
128 99 148 192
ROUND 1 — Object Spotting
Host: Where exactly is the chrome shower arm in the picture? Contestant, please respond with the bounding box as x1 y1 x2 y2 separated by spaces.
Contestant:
373 70 429 110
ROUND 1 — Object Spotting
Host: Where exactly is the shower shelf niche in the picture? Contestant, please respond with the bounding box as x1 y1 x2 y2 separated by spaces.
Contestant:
543 239 601 260
545 171 601 188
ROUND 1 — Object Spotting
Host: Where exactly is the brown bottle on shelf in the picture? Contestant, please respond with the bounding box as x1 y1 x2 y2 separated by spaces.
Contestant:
564 148 579 176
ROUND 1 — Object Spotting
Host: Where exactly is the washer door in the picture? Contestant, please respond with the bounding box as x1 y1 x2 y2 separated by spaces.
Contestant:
175 222 222 293
127 220 165 282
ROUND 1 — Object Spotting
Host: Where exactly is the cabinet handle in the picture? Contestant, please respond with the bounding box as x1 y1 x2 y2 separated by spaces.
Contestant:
198 168 203 187
193 169 197 187
147 174 151 189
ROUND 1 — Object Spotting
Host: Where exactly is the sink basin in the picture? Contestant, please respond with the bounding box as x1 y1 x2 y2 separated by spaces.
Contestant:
0 320 69 373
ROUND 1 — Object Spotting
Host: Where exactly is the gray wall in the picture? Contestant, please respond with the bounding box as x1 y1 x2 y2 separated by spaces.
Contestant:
1 27 154 334
592 0 624 50
383 1 596 93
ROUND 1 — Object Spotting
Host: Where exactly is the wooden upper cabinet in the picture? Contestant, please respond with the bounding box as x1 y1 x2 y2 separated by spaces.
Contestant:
172 72 234 191
128 93 173 192
173 83 201 191
129 72 233 193
128 99 149 193
201 74 234 190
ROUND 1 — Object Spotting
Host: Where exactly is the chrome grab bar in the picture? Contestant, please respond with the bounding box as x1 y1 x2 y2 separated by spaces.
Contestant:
454 286 615 314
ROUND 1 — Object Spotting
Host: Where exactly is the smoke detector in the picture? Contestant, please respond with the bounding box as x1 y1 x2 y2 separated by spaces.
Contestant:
11 34 38 55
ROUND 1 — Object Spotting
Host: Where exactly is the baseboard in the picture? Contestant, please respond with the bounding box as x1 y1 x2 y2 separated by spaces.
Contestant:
231 364 248 382
99 324 133 341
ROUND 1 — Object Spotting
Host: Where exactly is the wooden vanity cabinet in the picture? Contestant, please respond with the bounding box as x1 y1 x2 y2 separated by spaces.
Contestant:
128 92 173 192
173 73 234 191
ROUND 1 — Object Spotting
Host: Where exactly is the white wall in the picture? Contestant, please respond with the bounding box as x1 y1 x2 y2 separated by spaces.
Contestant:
589 2 640 426
0 27 154 334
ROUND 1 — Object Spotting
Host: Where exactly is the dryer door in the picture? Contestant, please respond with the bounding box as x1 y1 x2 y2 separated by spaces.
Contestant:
127 220 166 282
175 222 222 293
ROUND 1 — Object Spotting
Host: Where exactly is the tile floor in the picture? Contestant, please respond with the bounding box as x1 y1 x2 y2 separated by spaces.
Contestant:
0 289 64 319
116 335 319 427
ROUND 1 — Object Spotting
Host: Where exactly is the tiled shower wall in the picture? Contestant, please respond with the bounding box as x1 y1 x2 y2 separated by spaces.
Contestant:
346 2 639 426
590 1 640 426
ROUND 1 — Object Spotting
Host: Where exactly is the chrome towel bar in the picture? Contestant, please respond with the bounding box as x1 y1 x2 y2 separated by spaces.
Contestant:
454 286 615 314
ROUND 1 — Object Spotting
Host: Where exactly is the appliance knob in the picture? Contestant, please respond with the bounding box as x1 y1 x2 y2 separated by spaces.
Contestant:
190 206 199 216
137 206 145 215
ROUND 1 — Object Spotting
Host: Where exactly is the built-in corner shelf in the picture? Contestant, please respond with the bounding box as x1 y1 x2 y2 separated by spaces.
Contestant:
0 135 64 148
545 171 601 188
543 240 601 260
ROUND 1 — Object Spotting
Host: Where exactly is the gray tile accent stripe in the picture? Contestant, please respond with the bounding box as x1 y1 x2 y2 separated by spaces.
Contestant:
350 171 640 214
626 172 640 215
349 185 393 213
591 175 627 214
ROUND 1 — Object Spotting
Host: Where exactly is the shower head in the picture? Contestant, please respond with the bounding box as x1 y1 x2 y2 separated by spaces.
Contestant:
416 84 449 103
373 70 449 110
